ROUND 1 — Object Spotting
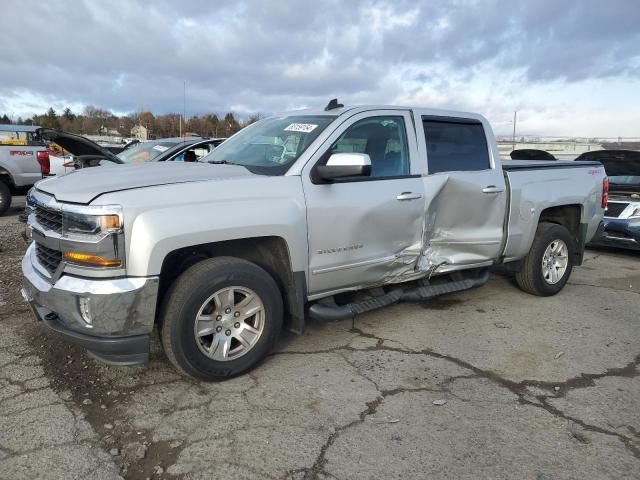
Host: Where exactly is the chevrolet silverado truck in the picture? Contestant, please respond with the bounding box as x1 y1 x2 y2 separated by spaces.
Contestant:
21 103 607 380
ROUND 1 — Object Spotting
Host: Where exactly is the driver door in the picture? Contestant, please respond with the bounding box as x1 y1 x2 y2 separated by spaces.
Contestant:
301 110 426 297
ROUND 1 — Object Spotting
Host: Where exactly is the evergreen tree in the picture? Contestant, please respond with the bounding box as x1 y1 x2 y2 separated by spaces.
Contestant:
40 108 61 129
62 107 75 121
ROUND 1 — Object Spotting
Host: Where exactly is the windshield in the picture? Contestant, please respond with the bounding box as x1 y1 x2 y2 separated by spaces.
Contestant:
117 141 181 163
199 115 336 175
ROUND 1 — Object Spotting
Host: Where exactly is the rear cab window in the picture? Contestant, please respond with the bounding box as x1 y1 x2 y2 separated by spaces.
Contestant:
0 128 42 147
422 117 491 173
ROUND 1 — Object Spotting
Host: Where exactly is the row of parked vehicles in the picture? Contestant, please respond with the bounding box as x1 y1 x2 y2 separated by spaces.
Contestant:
7 102 639 380
0 125 225 215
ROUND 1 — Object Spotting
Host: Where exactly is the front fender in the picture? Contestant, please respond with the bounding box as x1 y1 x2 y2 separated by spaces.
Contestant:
99 176 309 278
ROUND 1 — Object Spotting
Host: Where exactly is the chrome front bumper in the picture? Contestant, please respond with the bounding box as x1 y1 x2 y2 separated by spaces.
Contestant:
21 243 159 365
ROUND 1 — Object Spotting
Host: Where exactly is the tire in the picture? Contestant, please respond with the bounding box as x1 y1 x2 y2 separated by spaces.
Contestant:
0 180 11 217
515 222 576 296
159 256 283 380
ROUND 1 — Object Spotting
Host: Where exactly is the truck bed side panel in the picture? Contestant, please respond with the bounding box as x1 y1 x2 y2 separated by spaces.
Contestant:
0 145 45 186
502 162 605 261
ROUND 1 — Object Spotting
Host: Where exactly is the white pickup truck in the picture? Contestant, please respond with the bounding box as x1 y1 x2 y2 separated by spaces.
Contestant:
22 102 607 380
0 125 71 215
0 125 48 215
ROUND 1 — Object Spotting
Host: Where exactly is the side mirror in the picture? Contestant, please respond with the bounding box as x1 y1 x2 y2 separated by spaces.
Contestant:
316 153 372 181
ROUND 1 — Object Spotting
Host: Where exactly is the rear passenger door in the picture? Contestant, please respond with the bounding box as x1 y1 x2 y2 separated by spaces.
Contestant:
416 115 507 267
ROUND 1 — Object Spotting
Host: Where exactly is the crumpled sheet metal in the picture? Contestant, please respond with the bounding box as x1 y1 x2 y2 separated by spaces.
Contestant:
420 174 506 273
381 175 451 284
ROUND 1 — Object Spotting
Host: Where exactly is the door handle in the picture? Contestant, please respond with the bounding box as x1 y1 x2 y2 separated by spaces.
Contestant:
482 185 504 194
396 192 423 201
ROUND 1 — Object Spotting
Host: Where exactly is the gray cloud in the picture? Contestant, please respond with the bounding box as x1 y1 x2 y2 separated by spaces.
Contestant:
0 0 638 119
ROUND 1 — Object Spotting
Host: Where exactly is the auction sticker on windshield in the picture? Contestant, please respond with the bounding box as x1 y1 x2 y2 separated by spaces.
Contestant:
284 123 318 133
153 145 169 152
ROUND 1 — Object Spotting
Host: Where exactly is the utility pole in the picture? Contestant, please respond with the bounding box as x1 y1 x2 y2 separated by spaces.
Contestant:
182 81 186 138
512 111 517 151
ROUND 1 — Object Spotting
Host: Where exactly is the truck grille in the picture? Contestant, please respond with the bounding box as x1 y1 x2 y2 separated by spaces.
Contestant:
605 202 629 218
34 204 63 234
35 243 62 275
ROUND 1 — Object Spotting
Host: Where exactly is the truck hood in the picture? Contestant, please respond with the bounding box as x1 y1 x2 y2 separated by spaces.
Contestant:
574 150 640 176
35 162 254 204
575 150 640 194
36 128 122 163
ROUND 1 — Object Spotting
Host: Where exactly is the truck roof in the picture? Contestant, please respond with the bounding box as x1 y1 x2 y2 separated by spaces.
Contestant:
0 124 41 132
281 105 483 120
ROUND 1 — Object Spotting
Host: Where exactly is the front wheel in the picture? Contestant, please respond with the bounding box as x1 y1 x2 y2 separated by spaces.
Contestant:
515 222 576 296
160 257 283 380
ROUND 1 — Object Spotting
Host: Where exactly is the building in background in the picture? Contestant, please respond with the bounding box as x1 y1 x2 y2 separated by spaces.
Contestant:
131 124 148 140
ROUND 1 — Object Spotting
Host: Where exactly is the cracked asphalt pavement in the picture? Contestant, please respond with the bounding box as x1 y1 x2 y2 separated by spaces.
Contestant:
1 198 639 479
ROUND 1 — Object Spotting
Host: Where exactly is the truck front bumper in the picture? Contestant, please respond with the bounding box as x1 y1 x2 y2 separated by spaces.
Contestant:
21 248 160 365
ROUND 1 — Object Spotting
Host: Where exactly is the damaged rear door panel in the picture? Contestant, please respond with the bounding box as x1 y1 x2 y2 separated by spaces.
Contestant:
415 114 508 272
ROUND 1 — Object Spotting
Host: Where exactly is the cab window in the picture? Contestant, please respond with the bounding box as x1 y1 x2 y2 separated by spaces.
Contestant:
422 118 490 173
328 116 410 178
0 129 39 146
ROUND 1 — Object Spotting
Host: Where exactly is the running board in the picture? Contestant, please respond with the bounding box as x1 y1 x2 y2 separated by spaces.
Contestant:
400 270 490 302
308 270 490 322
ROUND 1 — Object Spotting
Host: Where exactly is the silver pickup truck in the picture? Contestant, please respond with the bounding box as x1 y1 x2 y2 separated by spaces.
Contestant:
21 103 607 380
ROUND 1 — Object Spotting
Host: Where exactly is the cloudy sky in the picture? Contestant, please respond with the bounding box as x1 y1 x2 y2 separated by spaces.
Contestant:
1 0 638 137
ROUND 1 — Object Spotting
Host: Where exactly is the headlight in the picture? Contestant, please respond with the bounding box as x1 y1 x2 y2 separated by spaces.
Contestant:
60 205 124 269
62 205 123 240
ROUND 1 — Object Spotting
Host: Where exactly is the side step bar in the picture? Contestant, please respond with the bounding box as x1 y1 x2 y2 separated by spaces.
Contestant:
308 270 490 322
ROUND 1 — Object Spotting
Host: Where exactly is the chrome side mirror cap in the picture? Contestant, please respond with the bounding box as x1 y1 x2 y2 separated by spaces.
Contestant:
316 153 372 181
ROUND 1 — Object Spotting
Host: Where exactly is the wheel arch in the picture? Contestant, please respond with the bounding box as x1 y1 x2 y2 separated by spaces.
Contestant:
158 236 306 334
537 204 585 264
0 166 14 186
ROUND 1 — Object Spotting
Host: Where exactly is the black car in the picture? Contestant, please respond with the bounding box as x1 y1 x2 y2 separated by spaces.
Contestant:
510 149 557 161
37 128 225 168
578 150 640 250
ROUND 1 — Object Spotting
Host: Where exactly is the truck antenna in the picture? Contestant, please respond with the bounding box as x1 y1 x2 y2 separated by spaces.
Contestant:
324 98 344 111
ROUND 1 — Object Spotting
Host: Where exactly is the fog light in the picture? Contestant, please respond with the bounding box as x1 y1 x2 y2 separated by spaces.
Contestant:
79 297 93 328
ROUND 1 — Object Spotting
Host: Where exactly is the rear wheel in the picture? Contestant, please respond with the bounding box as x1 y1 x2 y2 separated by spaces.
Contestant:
515 222 575 296
160 256 283 380
0 180 11 216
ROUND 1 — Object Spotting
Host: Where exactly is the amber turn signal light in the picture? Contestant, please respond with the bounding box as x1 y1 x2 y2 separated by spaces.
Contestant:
100 214 121 231
63 252 121 267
